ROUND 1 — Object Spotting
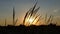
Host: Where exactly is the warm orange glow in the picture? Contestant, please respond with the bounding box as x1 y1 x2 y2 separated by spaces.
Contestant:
28 17 34 24
25 16 39 26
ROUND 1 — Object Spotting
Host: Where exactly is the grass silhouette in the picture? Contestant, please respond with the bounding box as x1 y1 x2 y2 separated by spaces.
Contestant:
0 2 60 34
23 2 41 26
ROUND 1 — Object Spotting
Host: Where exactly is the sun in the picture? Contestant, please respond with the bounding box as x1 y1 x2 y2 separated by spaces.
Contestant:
28 17 34 24
24 17 35 26
25 16 34 25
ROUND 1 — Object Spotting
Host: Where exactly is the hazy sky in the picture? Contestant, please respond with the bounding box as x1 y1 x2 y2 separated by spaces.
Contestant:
0 0 60 26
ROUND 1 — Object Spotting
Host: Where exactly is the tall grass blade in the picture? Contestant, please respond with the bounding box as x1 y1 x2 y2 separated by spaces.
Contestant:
33 7 40 17
46 15 52 24
45 13 47 24
28 2 37 21
49 15 53 23
23 8 33 25
32 14 40 24
23 11 29 24
5 18 6 26
25 8 33 19
15 18 18 26
30 2 37 17
13 7 15 26
35 15 42 24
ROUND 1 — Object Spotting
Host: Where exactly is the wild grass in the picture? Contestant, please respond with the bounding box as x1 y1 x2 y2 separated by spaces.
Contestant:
13 7 15 26
5 18 6 26
46 15 53 24
1 2 57 26
13 7 18 26
35 15 42 24
23 2 41 25
32 14 40 24
23 2 55 26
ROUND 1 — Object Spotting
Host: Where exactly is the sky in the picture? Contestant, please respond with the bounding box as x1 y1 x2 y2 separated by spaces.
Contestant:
0 0 60 26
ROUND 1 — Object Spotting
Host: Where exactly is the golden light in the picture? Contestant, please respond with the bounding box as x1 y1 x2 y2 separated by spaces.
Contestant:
24 14 41 26
28 17 34 24
23 2 41 26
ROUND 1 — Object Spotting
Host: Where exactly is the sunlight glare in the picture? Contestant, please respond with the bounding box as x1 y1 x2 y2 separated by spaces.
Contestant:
28 17 34 24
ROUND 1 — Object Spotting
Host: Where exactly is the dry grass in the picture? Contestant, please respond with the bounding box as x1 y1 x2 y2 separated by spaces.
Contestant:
12 7 18 26
5 18 6 26
13 7 15 25
3 2 56 26
23 2 41 25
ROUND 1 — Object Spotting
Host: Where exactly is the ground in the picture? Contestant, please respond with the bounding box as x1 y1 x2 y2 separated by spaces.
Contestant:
0 24 60 34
